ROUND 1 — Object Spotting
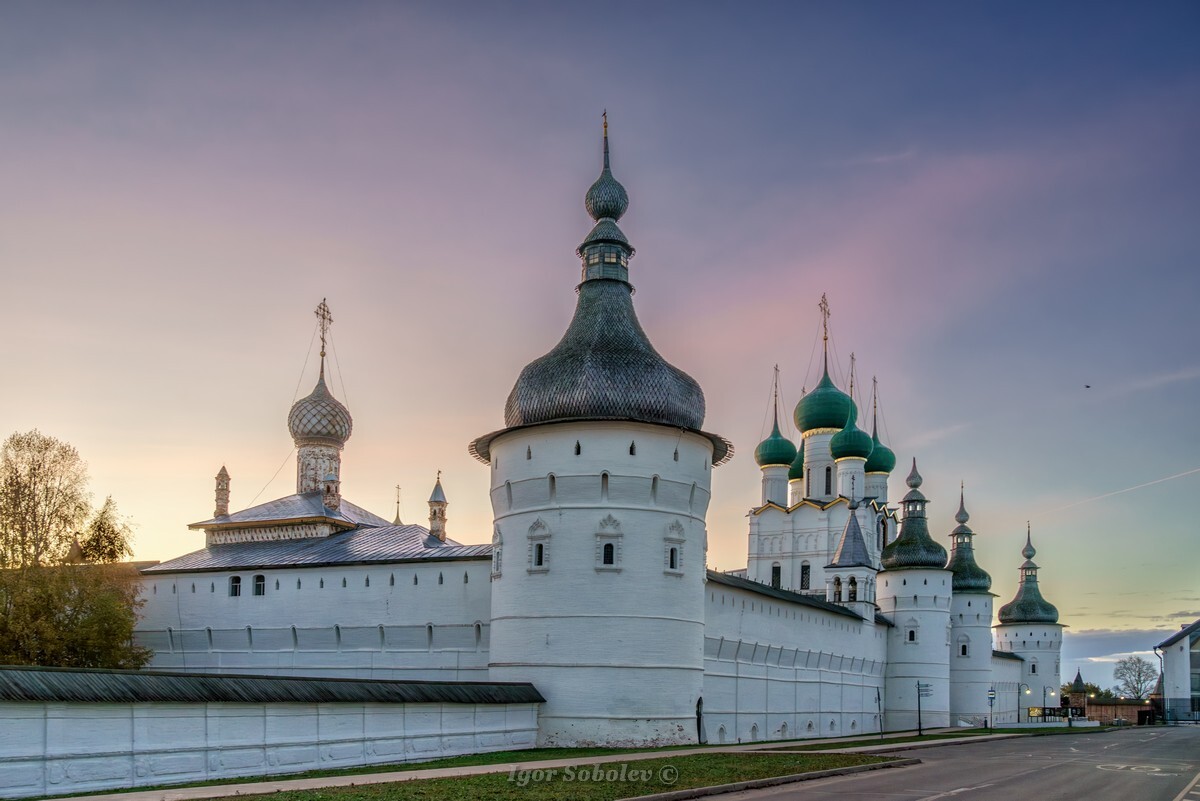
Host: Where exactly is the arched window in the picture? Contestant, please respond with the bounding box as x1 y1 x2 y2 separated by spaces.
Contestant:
601 472 609 501
651 475 659 504
548 474 556 502
669 547 678 570
505 481 513 510
229 576 241 597
908 629 916 642
825 466 832 496
603 542 615 565
252 575 265 595
833 577 842 603
848 577 858 602
534 542 545 567
750 724 759 742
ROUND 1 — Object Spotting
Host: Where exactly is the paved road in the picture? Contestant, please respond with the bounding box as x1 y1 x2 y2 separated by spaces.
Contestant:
721 727 1200 801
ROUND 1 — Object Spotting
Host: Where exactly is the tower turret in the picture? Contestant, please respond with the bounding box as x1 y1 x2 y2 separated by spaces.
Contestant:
945 486 996 726
826 496 878 619
428 473 447 542
993 526 1064 723
214 466 230 518
877 459 952 731
473 116 731 747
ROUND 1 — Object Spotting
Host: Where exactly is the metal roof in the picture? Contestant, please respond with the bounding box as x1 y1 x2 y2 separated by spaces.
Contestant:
190 491 391 530
142 524 491 574
992 650 1025 661
1158 617 1200 649
706 570 863 621
0 666 543 705
829 507 872 569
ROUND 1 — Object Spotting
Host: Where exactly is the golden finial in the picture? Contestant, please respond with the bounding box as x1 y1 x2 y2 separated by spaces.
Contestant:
772 364 781 423
848 352 856 397
314 298 333 360
818 293 831 369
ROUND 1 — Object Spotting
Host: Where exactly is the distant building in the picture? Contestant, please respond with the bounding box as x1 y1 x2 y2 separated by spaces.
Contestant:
136 121 1066 746
1158 618 1200 721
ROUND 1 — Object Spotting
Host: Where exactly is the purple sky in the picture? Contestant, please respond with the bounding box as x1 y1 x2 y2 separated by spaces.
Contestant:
2 1 1197 688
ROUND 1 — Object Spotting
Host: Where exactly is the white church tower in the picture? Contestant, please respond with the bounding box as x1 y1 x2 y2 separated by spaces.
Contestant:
994 526 1063 721
877 460 951 731
945 486 995 726
471 116 732 747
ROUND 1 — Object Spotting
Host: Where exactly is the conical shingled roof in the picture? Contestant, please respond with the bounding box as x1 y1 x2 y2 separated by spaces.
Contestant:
945 488 992 592
880 459 948 570
997 528 1059 624
829 505 873 569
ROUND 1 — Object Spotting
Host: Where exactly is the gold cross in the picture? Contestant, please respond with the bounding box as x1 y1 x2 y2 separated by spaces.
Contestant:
315 298 333 358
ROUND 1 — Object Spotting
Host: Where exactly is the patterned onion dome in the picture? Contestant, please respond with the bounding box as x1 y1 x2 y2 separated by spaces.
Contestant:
864 429 896 473
288 370 353 446
584 124 629 222
997 532 1059 623
754 419 797 467
830 411 873 460
880 459 948 569
794 367 856 433
788 441 806 480
945 491 992 592
504 279 705 430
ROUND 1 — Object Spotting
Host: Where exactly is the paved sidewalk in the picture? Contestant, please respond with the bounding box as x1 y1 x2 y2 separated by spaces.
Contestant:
48 729 1003 801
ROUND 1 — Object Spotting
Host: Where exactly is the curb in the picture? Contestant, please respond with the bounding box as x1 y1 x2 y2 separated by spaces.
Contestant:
616 758 921 801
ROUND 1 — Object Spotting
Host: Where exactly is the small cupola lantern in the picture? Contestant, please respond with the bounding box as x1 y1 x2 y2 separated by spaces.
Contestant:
214 466 231 517
322 472 341 511
429 472 448 542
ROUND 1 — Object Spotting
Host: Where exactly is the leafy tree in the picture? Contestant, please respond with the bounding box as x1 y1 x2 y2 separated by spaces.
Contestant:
0 563 151 668
79 496 134 564
0 430 149 669
1061 681 1116 702
1112 655 1158 699
0 430 91 568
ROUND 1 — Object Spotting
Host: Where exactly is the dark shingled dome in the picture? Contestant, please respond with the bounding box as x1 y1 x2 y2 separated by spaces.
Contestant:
880 460 948 570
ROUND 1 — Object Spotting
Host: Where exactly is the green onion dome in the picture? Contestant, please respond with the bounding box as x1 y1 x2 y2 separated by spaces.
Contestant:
830 411 873 460
864 428 896 473
997 531 1059 623
880 460 948 570
754 419 797 467
794 366 856 433
788 441 805 480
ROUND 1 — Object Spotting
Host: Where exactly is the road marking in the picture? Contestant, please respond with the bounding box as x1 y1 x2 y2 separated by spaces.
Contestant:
915 784 994 800
1172 768 1200 801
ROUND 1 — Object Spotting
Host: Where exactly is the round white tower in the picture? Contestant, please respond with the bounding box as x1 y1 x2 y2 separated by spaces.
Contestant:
993 527 1063 723
877 460 952 731
945 487 995 726
471 118 732 747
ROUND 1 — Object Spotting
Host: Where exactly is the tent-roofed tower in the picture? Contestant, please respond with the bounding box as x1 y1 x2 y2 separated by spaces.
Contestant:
472 115 731 747
994 526 1064 722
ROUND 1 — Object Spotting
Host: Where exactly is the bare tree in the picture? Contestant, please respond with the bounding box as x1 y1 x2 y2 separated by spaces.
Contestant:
1112 655 1158 699
0 430 91 568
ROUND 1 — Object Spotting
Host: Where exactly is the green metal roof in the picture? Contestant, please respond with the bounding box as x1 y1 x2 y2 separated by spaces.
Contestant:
794 366 856 433
754 418 797 467
830 413 873 460
788 440 805 480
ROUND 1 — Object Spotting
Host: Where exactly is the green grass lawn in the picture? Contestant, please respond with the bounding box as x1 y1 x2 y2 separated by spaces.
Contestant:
214 753 893 801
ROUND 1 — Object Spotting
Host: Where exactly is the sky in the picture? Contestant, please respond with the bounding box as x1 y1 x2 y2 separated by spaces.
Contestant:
1 1 1197 690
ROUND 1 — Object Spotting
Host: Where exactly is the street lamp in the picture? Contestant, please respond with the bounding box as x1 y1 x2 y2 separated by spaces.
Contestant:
1044 688 1056 721
1018 683 1032 723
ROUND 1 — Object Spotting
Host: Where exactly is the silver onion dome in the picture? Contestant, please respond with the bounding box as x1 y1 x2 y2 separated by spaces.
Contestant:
288 369 353 446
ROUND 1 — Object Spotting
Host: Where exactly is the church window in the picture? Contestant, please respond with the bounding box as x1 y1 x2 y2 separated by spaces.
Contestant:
229 576 242 597
770 563 781 589
629 441 636 455
575 440 582 455
505 481 512 510
534 542 545 567
833 577 842 603
426 624 434 649
474 622 482 647
669 547 678 570
651 475 659 504
1030 663 1038 675
601 542 615 565
907 629 916 642
549 474 556 502
824 466 832 495
800 563 810 590
848 577 858 602
334 625 342 649
601 472 609 500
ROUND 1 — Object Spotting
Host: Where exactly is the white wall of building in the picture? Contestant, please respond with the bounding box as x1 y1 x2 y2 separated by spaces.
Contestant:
1161 627 1198 721
486 421 713 747
701 580 887 744
0 700 538 800
993 622 1063 720
949 592 995 726
136 560 493 680
878 568 952 731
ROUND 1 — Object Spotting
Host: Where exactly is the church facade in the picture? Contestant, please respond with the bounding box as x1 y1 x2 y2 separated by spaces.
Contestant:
137 123 1064 746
